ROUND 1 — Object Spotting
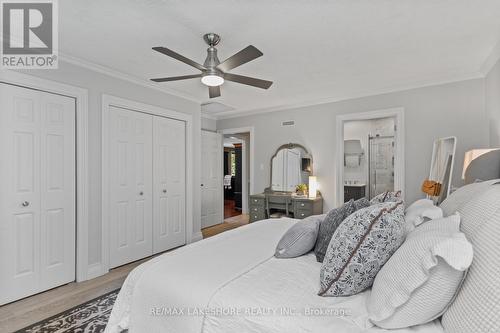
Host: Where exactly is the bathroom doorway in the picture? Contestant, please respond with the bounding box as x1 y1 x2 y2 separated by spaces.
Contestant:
336 108 405 206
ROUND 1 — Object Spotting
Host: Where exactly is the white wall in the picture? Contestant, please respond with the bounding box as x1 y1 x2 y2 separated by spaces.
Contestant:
16 61 202 271
486 58 500 147
202 116 217 131
218 79 488 210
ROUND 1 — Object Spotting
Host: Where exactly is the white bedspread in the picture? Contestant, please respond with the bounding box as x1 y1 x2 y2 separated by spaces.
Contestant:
105 218 297 333
203 253 444 333
106 218 444 333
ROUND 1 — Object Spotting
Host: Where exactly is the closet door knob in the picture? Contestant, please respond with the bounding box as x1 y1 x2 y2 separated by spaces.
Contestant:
163 189 167 193
21 201 30 207
139 191 144 196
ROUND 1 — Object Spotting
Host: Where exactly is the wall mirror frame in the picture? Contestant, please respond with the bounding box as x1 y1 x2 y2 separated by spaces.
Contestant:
266 143 312 193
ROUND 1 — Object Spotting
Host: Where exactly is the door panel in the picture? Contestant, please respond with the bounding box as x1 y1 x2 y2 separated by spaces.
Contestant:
153 117 186 253
109 107 153 268
201 131 223 228
0 83 76 305
40 93 76 290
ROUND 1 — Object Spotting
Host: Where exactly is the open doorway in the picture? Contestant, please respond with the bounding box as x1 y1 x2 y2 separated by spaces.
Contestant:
219 127 254 224
336 108 405 206
223 136 243 219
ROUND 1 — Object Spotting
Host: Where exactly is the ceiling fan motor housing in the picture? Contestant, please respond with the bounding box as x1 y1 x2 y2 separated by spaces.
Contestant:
203 46 222 76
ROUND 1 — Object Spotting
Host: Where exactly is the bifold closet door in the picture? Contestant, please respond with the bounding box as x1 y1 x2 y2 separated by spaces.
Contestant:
153 116 186 253
108 107 153 268
0 84 75 305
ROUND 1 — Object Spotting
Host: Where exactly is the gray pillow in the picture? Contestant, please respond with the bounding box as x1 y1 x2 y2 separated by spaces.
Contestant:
370 190 402 204
319 201 406 297
275 214 324 258
314 200 356 262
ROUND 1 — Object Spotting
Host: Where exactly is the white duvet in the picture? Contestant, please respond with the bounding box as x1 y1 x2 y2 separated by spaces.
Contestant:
105 218 444 333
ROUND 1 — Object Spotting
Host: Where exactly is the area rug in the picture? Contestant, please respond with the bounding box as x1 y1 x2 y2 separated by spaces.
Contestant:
16 289 120 333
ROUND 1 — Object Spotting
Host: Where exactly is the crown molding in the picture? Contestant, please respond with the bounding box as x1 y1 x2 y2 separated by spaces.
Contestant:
58 52 202 104
201 113 217 120
480 39 500 76
214 71 484 120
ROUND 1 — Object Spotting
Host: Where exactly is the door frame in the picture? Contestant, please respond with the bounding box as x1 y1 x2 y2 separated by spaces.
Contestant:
201 130 223 228
101 94 193 275
218 127 255 214
0 70 90 282
335 107 405 207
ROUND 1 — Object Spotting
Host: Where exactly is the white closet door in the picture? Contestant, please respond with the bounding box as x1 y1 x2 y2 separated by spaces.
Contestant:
201 131 223 229
0 84 75 305
109 107 153 268
39 92 76 290
153 116 186 253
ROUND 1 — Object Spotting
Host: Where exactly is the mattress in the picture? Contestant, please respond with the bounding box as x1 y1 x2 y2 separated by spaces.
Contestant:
105 218 444 333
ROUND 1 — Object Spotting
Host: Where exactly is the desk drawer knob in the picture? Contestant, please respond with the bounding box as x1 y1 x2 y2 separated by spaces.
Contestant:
301 213 305 217
300 203 305 207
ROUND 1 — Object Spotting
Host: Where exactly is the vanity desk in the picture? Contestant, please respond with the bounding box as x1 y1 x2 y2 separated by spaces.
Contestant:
249 143 323 223
249 193 323 222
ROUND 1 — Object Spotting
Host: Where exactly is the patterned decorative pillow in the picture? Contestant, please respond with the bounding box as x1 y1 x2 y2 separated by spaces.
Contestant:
275 214 323 258
318 201 406 297
370 191 402 205
314 200 356 263
354 197 370 210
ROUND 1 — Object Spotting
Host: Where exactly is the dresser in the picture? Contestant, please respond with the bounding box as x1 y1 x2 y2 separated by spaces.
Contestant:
249 193 323 222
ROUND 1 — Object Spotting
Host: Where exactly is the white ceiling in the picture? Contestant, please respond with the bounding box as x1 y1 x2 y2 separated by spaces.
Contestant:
60 0 500 118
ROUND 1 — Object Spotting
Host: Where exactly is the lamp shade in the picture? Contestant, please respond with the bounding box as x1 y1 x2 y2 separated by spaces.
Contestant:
308 176 318 198
462 148 500 183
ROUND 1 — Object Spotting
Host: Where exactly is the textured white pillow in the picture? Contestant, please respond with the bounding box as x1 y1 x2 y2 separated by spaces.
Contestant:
405 199 443 232
442 182 500 333
368 214 473 329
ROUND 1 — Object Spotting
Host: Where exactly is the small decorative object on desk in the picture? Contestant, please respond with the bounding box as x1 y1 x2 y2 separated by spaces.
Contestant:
296 183 308 196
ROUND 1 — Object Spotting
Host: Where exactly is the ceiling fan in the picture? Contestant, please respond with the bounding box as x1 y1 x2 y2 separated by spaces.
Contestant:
150 33 273 98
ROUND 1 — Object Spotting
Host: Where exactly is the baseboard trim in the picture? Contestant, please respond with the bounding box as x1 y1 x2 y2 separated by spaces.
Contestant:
86 263 107 281
191 232 203 242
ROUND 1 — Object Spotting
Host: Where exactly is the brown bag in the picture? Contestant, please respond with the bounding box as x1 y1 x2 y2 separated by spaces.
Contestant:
421 179 442 196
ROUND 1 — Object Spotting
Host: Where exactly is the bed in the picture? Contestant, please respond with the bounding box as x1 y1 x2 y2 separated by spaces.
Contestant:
105 218 444 333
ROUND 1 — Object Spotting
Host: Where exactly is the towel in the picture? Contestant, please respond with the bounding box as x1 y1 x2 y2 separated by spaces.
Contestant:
224 175 232 189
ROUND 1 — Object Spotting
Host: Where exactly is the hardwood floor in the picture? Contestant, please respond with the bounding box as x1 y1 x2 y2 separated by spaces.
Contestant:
0 217 251 333
202 214 250 238
224 199 242 218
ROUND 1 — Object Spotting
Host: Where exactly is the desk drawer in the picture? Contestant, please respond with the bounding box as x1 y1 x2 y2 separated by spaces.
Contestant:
295 201 312 210
250 197 265 207
250 206 265 214
295 209 312 219
250 212 266 222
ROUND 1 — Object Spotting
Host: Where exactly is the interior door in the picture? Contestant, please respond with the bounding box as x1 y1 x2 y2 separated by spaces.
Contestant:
109 106 153 268
0 83 75 305
201 131 223 228
153 116 186 253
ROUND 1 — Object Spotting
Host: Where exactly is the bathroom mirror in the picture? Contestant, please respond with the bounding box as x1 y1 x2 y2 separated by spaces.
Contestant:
429 136 457 203
268 143 312 192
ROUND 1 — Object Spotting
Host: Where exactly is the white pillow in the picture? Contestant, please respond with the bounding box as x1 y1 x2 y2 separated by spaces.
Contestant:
405 199 443 232
368 214 473 329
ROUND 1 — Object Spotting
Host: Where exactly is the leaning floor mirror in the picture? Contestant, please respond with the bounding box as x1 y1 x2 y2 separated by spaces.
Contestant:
428 136 457 204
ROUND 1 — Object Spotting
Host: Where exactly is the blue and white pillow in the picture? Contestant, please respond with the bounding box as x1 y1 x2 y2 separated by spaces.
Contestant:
318 201 406 297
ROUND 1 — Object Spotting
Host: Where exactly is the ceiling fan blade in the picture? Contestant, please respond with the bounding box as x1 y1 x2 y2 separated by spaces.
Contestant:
216 45 263 72
152 46 206 71
208 86 221 98
151 74 202 82
224 73 273 89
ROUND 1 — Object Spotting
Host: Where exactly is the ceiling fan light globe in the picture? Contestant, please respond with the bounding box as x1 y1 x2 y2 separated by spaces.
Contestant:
201 75 224 87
